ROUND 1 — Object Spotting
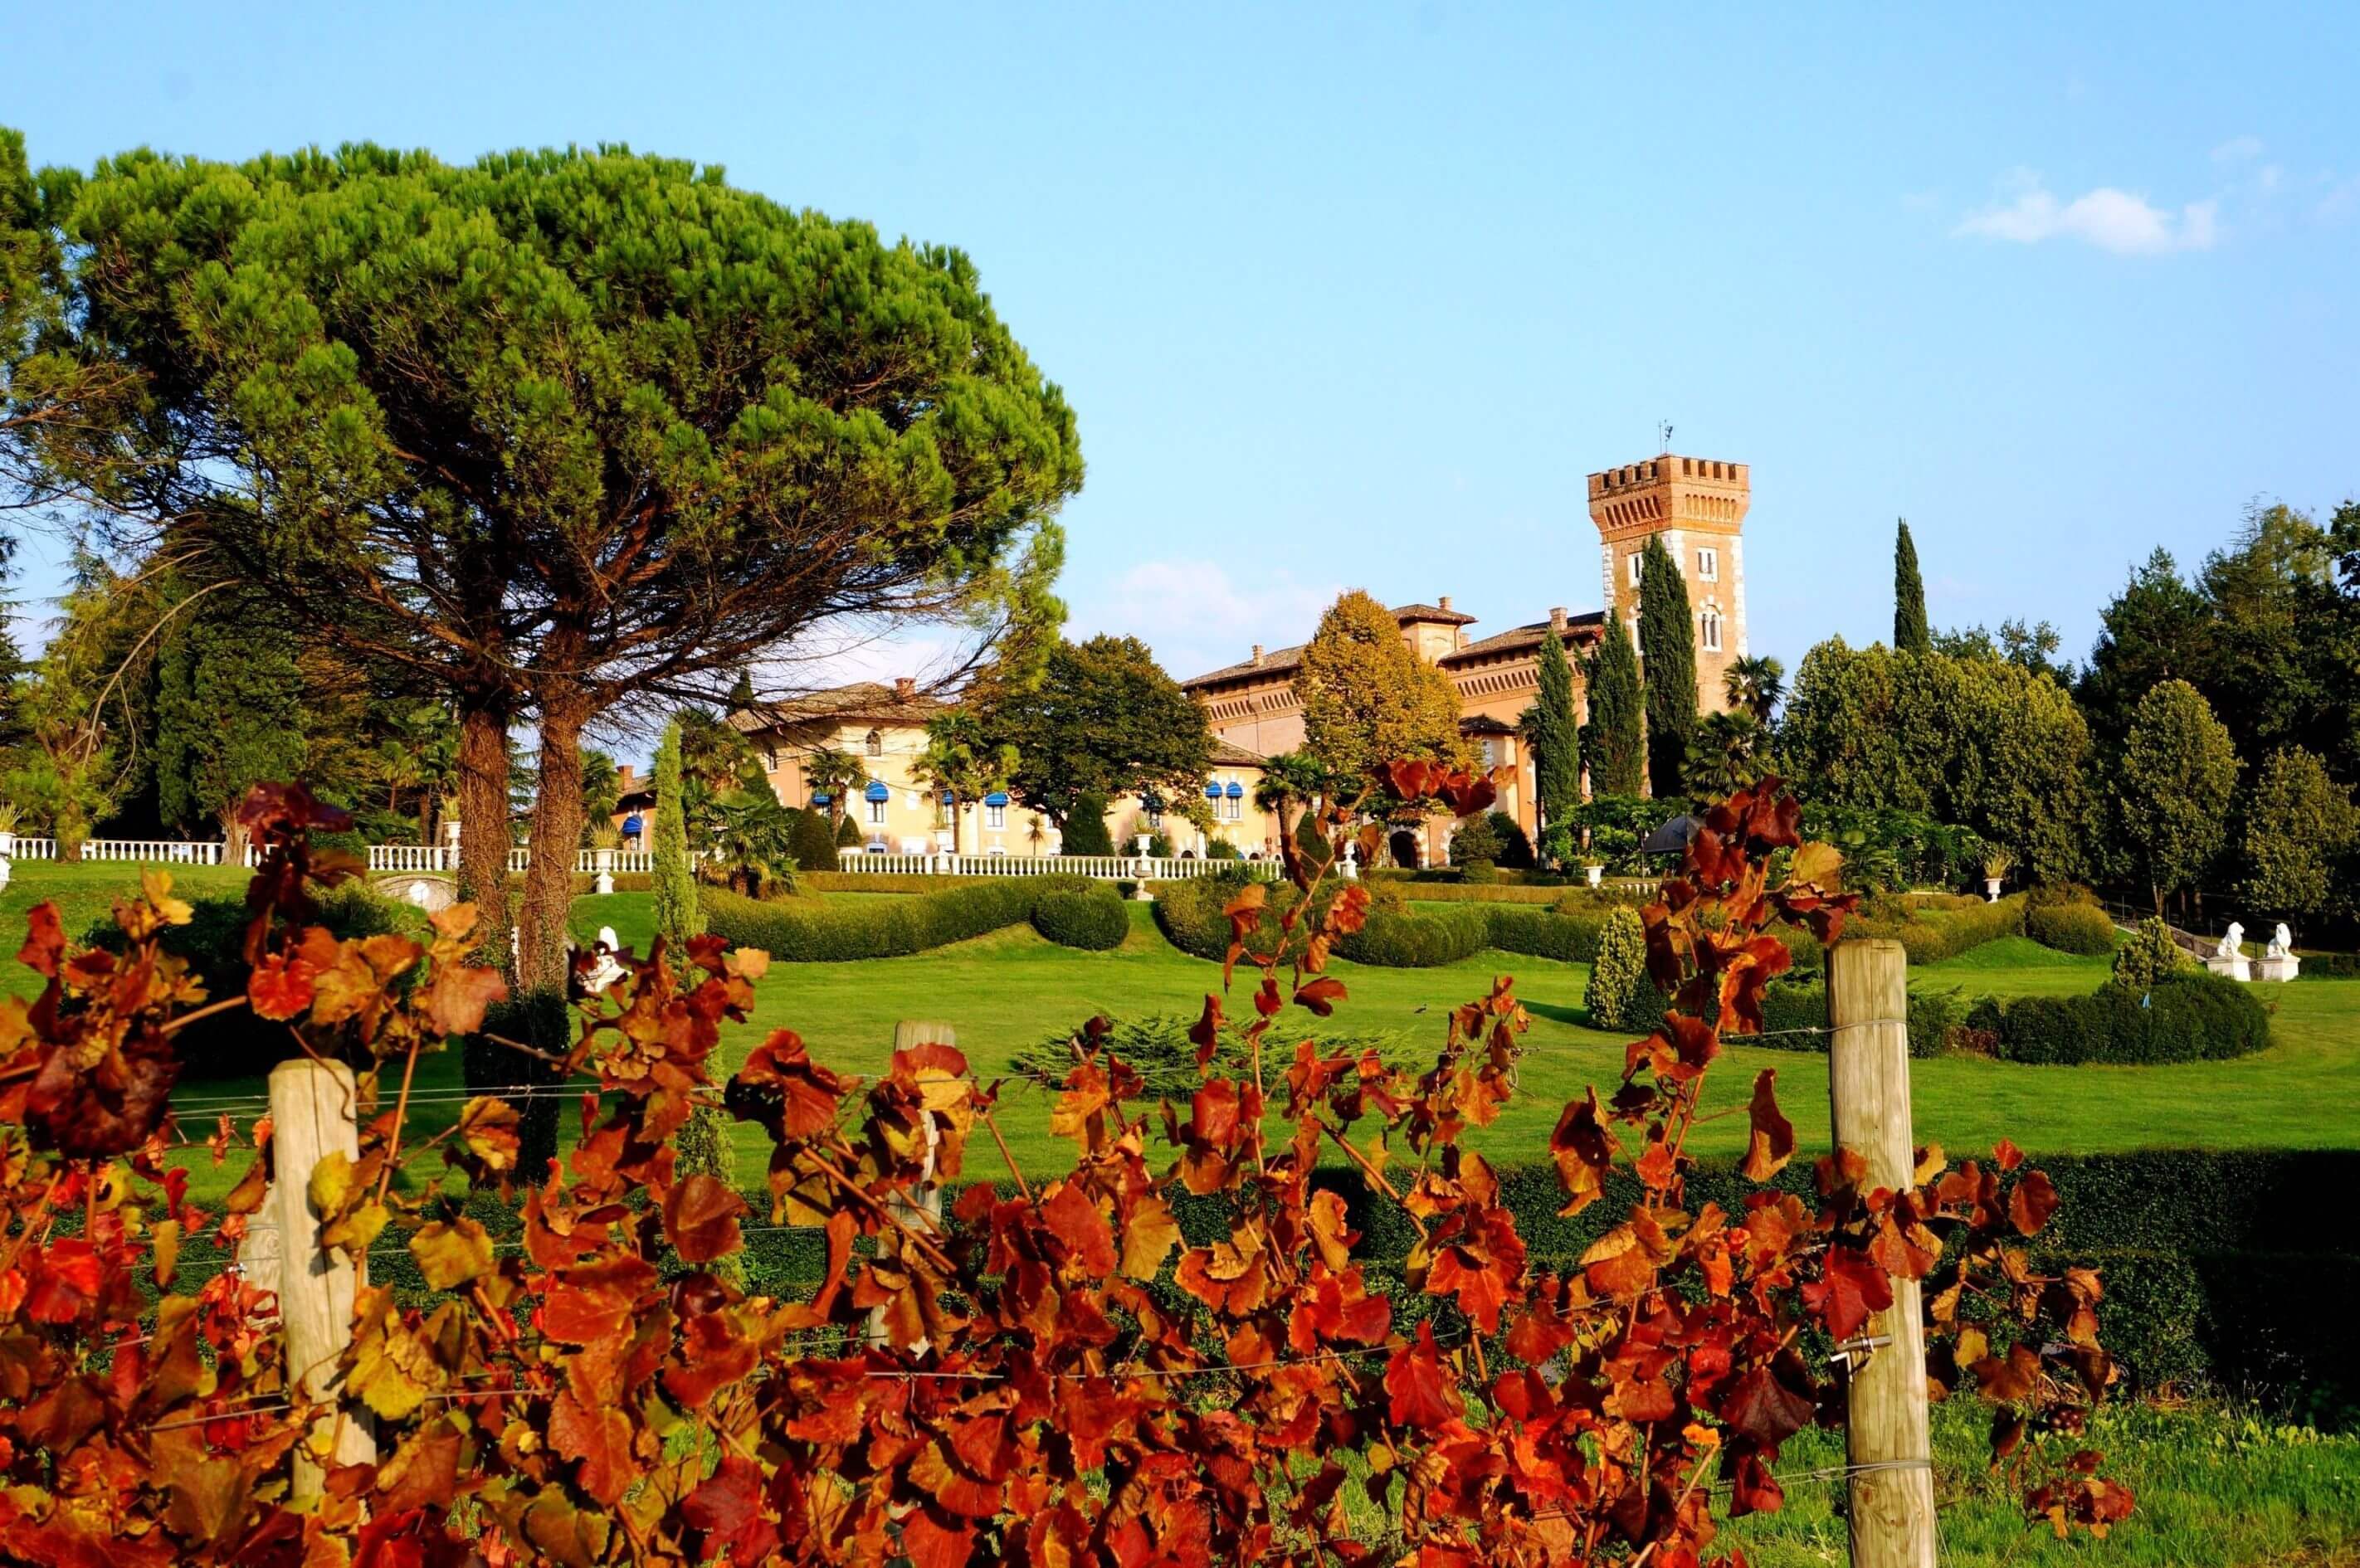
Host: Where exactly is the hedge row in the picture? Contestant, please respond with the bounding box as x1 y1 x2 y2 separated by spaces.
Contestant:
1748 981 1968 1059
1153 877 1621 970
1831 894 2026 967
2026 899 2119 956
703 878 1128 962
1967 971 2271 1064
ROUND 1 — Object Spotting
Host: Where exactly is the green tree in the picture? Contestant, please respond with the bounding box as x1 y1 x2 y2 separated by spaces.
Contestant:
1446 813 1503 867
1721 655 1784 727
1524 629 1581 853
705 787 800 898
1060 791 1115 856
986 635 1212 828
1584 615 1645 798
46 141 1080 997
2119 679 2241 913
914 709 1015 856
1295 591 1470 786
1585 907 1661 1032
650 720 701 953
787 806 840 877
578 749 622 846
1894 519 1931 654
803 747 869 825
2240 745 2357 928
152 592 306 860
1685 710 1768 795
1637 537 1696 796
2077 548 2213 750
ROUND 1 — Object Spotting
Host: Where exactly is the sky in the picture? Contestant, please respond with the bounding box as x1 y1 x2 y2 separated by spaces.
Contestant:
6 0 2358 710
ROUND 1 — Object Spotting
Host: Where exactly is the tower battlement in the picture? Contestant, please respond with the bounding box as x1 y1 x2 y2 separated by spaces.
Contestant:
1586 452 1750 713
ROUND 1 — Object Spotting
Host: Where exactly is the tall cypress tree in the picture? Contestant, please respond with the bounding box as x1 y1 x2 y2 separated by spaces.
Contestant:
1585 616 1646 797
1527 629 1582 837
1894 519 1931 654
1637 536 1698 798
651 718 702 952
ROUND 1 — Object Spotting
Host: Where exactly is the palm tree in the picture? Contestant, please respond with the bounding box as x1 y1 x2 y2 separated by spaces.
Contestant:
1721 655 1785 727
802 746 869 828
914 712 1015 857
706 787 799 896
1686 710 1768 795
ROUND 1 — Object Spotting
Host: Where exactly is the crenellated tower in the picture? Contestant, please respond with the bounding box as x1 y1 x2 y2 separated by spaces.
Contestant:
1587 454 1749 713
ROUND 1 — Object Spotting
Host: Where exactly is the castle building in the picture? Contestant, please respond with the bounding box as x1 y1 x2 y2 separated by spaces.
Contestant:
1179 452 1751 864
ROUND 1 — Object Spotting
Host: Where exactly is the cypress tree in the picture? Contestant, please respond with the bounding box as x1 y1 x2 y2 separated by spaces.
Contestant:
651 719 702 951
1586 616 1646 797
1894 519 1931 653
1637 536 1698 797
1528 629 1582 838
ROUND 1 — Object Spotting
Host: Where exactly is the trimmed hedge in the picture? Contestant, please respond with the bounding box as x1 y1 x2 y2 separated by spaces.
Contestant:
1337 906 1491 967
704 876 1116 962
1155 878 1611 970
1748 981 1967 1059
1833 894 2025 968
2297 951 2360 980
1029 887 1130 951
1977 971 2271 1064
2027 898 2118 956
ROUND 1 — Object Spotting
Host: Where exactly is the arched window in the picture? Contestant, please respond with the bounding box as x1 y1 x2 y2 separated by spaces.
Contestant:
1699 609 1724 654
864 729 883 757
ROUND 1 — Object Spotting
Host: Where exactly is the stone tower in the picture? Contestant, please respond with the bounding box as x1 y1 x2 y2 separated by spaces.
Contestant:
1587 454 1749 713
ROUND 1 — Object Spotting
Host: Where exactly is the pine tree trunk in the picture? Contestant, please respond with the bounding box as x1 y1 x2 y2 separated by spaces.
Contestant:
452 694 514 963
519 693 589 996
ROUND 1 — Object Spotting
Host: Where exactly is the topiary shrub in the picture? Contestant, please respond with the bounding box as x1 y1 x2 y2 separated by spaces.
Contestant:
1061 791 1115 856
790 807 842 876
2027 898 2117 957
1992 971 2270 1064
1447 815 1503 867
1029 886 1129 951
834 811 865 849
1486 906 1598 963
1487 811 1534 869
1206 838 1241 861
2111 918 2191 990
1336 905 1490 967
1147 831 1174 859
1585 906 1663 1032
1460 859 1499 884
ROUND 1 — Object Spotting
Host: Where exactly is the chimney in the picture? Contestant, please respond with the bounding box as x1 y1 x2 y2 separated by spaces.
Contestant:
894 677 916 701
1251 644 1264 666
1438 595 1453 611
1548 606 1567 632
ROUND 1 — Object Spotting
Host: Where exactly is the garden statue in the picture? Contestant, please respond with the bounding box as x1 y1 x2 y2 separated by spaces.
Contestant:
1342 840 1359 879
2257 921 2301 982
2267 923 2293 959
2206 921 2250 982
582 925 628 993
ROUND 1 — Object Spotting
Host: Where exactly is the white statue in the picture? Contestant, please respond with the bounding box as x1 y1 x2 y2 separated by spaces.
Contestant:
1341 840 1359 879
2267 923 2294 960
2215 922 2244 961
582 924 628 993
407 879 433 908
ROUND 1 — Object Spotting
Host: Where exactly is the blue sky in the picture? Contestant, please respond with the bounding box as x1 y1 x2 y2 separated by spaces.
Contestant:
7 0 2357 695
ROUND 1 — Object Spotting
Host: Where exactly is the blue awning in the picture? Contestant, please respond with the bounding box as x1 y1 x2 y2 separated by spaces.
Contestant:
1203 782 1222 799
940 789 954 803
1225 782 1244 799
864 782 890 802
809 792 831 806
984 791 1009 806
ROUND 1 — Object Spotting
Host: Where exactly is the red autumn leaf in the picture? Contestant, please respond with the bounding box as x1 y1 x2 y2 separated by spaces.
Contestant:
900 1507 974 1568
663 1173 748 1264
1384 1322 1462 1429
1550 1090 1620 1216
1190 1079 1241 1149
1384 759 1436 802
1428 1244 1514 1335
16 902 63 978
424 959 508 1037
729 1031 847 1140
2008 1169 2059 1235
1719 1361 1816 1450
1295 976 1347 1017
1971 1342 2043 1404
1739 1069 1795 1182
1728 1450 1787 1517
682 1455 778 1564
550 1388 640 1506
1040 1181 1117 1278
24 1240 103 1324
1188 994 1223 1069
1993 1136 2024 1171
246 952 319 1021
1801 1245 1893 1342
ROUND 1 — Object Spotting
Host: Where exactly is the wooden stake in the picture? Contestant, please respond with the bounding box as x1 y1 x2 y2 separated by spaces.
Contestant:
268 1058 376 1499
870 1021 953 1353
1825 939 1936 1568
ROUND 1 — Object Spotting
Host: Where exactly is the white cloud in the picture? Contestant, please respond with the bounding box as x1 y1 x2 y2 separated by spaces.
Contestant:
1954 171 2220 255
1073 558 1341 683
2212 134 2264 165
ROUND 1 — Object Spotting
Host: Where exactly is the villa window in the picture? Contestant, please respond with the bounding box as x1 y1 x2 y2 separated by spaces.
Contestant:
865 798 887 826
1700 609 1724 653
1696 547 1718 582
864 729 883 757
1627 552 1643 588
938 799 954 827
987 803 1006 830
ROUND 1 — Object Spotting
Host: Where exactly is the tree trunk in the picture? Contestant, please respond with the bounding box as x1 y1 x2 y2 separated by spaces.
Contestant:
452 694 514 967
519 693 589 996
217 805 248 869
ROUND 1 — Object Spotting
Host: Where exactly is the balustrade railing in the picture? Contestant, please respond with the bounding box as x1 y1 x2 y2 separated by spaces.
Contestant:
834 849 1278 882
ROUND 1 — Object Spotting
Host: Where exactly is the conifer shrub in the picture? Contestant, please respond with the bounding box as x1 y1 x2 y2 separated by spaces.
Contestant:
2113 917 2192 990
2027 898 2118 957
1061 791 1115 856
788 806 842 876
1584 906 1663 1031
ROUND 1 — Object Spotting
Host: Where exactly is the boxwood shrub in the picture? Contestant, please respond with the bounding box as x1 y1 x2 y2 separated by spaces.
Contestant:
1336 905 1490 967
2026 898 2118 956
704 876 1111 962
1989 971 2270 1064
1832 894 2025 968
1029 886 1130 951
1743 980 1966 1059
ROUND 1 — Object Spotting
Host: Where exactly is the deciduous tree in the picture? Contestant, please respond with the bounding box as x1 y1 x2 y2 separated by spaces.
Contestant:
2240 745 2355 928
2119 679 2240 913
1295 590 1470 784
153 591 306 861
986 635 1211 827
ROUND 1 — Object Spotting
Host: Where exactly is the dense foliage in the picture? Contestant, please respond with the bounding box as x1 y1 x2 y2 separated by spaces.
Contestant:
2118 679 2241 913
2024 898 2118 957
1969 971 2270 1065
1584 615 1646 799
1295 590 1470 785
1637 536 1697 796
981 635 1212 829
2112 918 2192 991
2239 745 2357 928
651 719 701 951
1525 627 1582 851
1026 884 1131 950
704 875 1123 962
1583 904 1662 1032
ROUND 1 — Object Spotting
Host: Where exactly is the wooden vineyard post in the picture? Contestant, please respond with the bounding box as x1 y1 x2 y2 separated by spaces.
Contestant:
1826 939 1937 1568
268 1058 376 1499
869 1020 953 1351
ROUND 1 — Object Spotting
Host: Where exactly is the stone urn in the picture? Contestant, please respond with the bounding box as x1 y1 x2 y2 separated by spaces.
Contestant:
1584 863 1604 889
1984 877 2002 902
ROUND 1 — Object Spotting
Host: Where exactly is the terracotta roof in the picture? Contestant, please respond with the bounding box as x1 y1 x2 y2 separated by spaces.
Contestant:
1392 601 1478 626
1459 714 1519 735
1441 611 1604 665
729 681 953 730
1182 642 1309 689
1183 602 1601 689
1208 738 1268 767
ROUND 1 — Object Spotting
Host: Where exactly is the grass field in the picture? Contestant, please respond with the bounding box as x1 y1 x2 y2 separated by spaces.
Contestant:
7 859 2359 1562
